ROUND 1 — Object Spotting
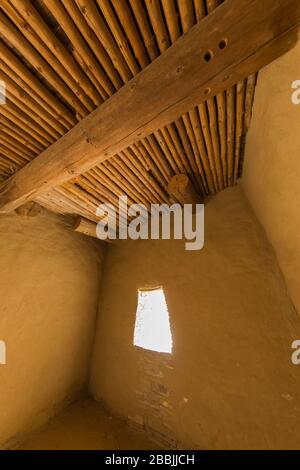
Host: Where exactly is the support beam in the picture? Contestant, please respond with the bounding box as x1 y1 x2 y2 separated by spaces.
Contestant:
15 201 41 217
0 0 299 213
72 216 98 239
72 216 113 243
168 175 202 205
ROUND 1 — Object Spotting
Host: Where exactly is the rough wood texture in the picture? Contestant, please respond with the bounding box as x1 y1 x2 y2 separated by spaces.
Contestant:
15 202 42 218
168 174 202 205
72 216 114 244
72 216 98 239
0 0 298 214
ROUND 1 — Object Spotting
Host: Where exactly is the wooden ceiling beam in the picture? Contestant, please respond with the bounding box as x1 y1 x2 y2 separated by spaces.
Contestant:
0 0 299 213
168 174 202 205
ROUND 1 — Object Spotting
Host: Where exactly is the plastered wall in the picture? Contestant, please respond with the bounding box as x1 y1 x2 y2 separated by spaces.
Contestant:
243 39 300 316
0 210 104 447
90 186 300 449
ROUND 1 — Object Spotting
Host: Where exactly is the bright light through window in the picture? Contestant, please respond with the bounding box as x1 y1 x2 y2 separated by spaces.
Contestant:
134 287 172 353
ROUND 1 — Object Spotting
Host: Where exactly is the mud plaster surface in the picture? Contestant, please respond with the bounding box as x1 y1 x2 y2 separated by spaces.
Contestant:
19 399 156 450
0 210 104 447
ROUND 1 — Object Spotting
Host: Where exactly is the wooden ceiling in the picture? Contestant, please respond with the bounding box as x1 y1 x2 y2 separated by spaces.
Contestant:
0 0 257 224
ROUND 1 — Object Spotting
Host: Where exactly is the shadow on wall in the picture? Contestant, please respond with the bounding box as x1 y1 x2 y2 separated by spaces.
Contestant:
243 38 300 319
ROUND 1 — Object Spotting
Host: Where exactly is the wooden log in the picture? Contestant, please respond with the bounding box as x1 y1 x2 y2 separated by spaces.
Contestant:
72 216 98 238
162 0 181 43
145 0 170 53
15 202 42 218
226 86 236 186
215 92 227 188
154 129 179 174
37 188 100 222
234 79 246 182
111 0 149 69
168 174 202 206
171 3 206 194
165 123 197 187
0 0 299 213
188 107 214 194
0 5 89 118
0 144 29 165
133 141 167 189
244 73 257 131
178 0 196 32
194 0 206 21
198 103 218 191
99 163 147 206
179 115 204 192
0 104 51 147
76 0 132 83
0 116 44 153
62 0 122 91
9 0 102 109
97 0 140 75
0 41 76 127
3 89 61 141
1 131 35 160
129 0 159 61
206 97 223 190
43 0 115 98
0 64 69 135
144 135 173 180
72 216 113 243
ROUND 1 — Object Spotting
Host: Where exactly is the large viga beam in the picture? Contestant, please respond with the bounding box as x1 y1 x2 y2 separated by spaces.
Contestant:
0 0 299 213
